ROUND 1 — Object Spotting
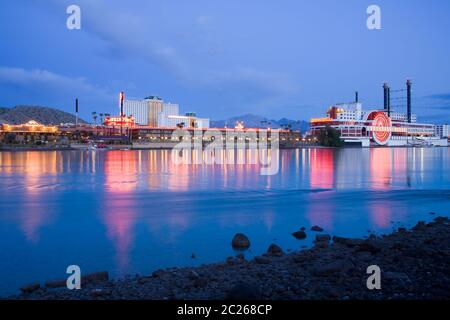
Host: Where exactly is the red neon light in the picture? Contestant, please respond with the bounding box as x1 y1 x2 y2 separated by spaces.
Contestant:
367 111 392 145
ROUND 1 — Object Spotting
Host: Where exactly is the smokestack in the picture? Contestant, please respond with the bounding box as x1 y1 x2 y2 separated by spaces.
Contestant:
75 98 79 125
383 83 391 117
406 79 412 123
387 86 391 117
355 91 359 103
119 91 125 135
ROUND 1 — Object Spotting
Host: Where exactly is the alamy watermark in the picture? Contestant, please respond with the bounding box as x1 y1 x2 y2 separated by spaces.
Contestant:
66 4 81 30
170 129 280 176
367 5 381 30
366 265 381 290
66 264 81 290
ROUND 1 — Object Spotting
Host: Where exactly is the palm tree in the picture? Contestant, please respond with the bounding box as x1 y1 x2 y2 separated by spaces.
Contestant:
92 111 97 125
99 113 104 124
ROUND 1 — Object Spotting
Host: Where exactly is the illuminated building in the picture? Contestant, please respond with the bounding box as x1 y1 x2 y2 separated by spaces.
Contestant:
157 114 210 129
104 116 135 127
0 120 59 144
434 124 450 139
310 81 448 147
123 99 149 125
123 94 210 129
0 120 58 133
123 96 164 126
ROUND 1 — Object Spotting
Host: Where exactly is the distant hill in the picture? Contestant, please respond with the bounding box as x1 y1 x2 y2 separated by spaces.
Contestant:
0 106 86 125
211 114 309 132
0 107 8 123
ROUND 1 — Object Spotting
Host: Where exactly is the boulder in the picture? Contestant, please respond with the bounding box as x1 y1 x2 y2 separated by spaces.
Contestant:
82 271 109 284
315 259 354 276
311 225 324 232
231 233 251 249
292 230 307 240
357 240 382 254
314 241 329 249
226 282 261 300
226 256 235 265
236 253 245 260
332 236 364 247
254 256 270 264
412 221 427 231
20 283 40 294
434 216 449 224
266 244 284 257
45 279 67 288
315 234 331 242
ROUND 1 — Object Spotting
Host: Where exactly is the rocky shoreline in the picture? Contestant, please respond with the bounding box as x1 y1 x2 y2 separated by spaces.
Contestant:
9 216 450 300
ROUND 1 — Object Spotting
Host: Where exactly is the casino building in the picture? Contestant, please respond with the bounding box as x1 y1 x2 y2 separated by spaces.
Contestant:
310 81 448 147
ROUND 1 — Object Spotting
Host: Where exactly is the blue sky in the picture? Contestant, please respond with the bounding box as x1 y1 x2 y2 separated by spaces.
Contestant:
0 0 450 123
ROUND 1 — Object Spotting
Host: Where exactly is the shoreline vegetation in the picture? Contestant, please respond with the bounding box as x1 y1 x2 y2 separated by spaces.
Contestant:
9 216 450 300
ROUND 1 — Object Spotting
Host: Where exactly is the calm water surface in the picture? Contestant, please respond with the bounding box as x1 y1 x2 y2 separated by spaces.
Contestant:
0 147 449 296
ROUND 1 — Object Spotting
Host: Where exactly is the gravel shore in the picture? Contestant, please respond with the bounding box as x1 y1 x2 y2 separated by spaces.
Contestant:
10 216 450 300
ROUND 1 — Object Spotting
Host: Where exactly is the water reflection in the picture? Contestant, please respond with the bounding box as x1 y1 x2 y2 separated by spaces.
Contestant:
370 148 392 190
310 148 334 189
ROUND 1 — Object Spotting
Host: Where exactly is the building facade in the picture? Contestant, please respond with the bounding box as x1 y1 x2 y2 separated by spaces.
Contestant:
157 114 210 128
123 99 149 125
124 95 209 129
434 124 450 138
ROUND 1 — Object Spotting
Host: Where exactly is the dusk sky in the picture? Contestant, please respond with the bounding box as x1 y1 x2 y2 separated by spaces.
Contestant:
1 0 450 123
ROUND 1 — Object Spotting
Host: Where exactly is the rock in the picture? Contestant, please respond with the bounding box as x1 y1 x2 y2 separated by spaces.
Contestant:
20 283 40 294
434 216 449 224
315 260 354 276
82 271 109 284
137 277 151 285
300 227 306 231
231 233 251 249
314 241 329 249
311 225 324 232
332 236 364 247
254 256 270 264
189 270 200 280
226 282 261 300
152 270 165 278
226 256 235 265
315 234 331 242
45 279 67 288
384 272 412 284
90 288 111 297
292 230 307 240
412 221 427 231
193 277 207 288
266 243 284 257
357 240 382 254
236 253 245 260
